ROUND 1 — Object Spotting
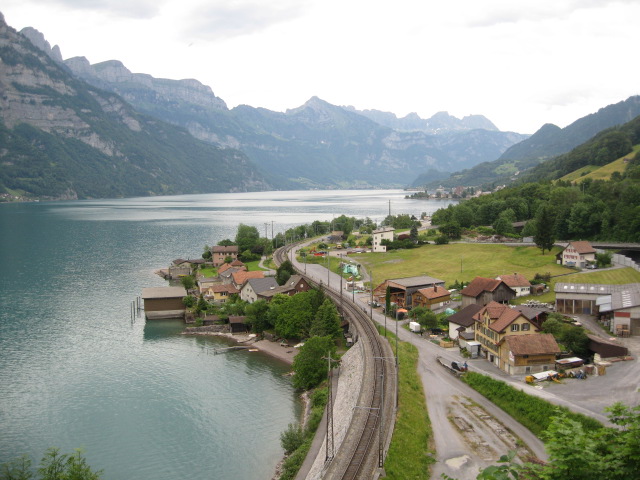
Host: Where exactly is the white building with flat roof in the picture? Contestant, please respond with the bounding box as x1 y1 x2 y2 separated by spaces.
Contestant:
372 227 394 253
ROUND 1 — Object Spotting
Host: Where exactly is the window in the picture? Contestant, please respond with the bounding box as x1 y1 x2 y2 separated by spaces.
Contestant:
522 323 530 331
511 324 520 332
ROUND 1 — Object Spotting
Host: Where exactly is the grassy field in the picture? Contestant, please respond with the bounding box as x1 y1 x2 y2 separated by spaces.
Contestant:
351 243 569 287
378 327 434 479
559 145 640 183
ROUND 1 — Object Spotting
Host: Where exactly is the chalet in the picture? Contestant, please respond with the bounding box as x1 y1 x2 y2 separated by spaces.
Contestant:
258 275 311 301
558 241 596 268
460 277 516 308
232 270 265 290
447 304 483 340
373 275 446 309
503 334 560 375
211 245 239 267
412 285 451 311
496 273 531 297
241 277 279 303
229 315 248 334
474 301 551 372
372 227 394 253
141 286 187 319
203 284 239 303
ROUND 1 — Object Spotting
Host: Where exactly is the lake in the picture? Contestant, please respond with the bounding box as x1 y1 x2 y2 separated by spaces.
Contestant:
0 190 455 479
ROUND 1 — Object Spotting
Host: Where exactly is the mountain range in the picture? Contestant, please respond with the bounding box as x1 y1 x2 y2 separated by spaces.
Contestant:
1 13 638 200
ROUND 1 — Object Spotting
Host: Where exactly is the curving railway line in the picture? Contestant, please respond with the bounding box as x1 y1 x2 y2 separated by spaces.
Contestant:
274 245 396 479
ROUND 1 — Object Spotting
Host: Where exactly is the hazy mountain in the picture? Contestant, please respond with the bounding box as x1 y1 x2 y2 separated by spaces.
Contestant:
414 95 640 189
342 107 498 134
0 14 268 200
60 47 525 188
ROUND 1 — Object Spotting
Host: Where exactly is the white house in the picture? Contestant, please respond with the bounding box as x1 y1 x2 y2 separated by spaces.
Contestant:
372 227 394 253
559 241 596 268
496 273 531 297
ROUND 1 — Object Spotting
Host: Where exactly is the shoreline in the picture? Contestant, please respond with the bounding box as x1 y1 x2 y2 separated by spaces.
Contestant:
182 330 299 365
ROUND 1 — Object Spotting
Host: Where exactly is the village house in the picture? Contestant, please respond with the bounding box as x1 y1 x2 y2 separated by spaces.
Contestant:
460 277 516 308
219 266 247 284
473 301 559 374
503 334 561 375
240 277 279 303
203 284 239 303
372 227 394 253
558 241 596 268
197 276 220 295
412 285 451 311
447 304 483 341
373 275 446 309
231 270 265 290
496 273 532 297
211 245 239 267
258 275 311 302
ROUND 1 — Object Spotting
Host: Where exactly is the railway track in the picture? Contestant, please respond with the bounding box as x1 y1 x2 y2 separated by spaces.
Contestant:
274 245 395 479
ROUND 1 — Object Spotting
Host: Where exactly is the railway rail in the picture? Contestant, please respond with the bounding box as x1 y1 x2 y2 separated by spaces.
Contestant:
274 245 395 479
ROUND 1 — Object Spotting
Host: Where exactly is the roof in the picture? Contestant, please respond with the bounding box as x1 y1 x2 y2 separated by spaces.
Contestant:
461 277 502 297
497 273 531 288
230 259 245 267
505 334 560 356
212 245 238 253
373 227 394 234
141 287 187 299
387 275 445 288
447 304 483 328
600 286 640 312
228 315 248 324
474 301 528 333
259 275 307 298
567 241 596 254
232 270 264 285
208 284 239 294
244 277 279 294
554 283 640 295
197 277 219 284
416 286 451 300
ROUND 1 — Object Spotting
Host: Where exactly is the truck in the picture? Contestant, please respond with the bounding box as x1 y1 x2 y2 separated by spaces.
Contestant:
409 321 422 333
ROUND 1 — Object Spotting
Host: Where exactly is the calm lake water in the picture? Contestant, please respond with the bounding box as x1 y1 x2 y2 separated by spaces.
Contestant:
0 190 455 479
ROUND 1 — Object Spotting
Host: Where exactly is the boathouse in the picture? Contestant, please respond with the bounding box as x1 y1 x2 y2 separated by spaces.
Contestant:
141 286 187 319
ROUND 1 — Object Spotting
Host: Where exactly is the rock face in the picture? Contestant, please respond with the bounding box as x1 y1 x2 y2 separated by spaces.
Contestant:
66 58 228 111
0 15 269 199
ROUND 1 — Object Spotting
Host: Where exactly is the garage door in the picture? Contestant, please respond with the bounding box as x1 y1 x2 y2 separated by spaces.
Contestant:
631 318 640 336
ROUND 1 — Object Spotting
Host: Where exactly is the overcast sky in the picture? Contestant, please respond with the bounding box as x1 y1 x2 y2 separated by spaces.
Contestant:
3 0 639 133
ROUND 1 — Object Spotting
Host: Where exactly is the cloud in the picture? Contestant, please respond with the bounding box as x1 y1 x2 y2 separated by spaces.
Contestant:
181 0 309 41
40 0 165 18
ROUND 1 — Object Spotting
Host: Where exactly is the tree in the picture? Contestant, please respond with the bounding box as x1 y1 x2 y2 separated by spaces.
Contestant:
410 224 419 242
234 223 260 253
280 423 305 455
559 326 590 357
245 299 271 333
310 299 341 338
276 259 296 286
1 448 103 480
201 245 212 260
291 336 336 390
533 204 555 254
180 275 195 291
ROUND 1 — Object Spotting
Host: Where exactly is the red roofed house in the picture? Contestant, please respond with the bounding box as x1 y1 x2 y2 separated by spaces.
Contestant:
231 270 265 290
412 285 451 311
474 301 558 373
558 241 596 268
496 273 531 297
460 277 516 308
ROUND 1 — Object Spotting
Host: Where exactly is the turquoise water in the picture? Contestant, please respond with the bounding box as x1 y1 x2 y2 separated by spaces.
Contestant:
0 190 454 479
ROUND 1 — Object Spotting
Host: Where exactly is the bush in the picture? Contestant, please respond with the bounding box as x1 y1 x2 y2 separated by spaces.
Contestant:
435 235 449 245
280 423 305 455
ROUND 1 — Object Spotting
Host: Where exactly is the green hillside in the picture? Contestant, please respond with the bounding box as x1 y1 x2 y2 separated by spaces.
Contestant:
559 145 640 183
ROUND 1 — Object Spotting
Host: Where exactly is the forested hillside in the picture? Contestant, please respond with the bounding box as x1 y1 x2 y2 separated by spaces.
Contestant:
430 115 640 242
